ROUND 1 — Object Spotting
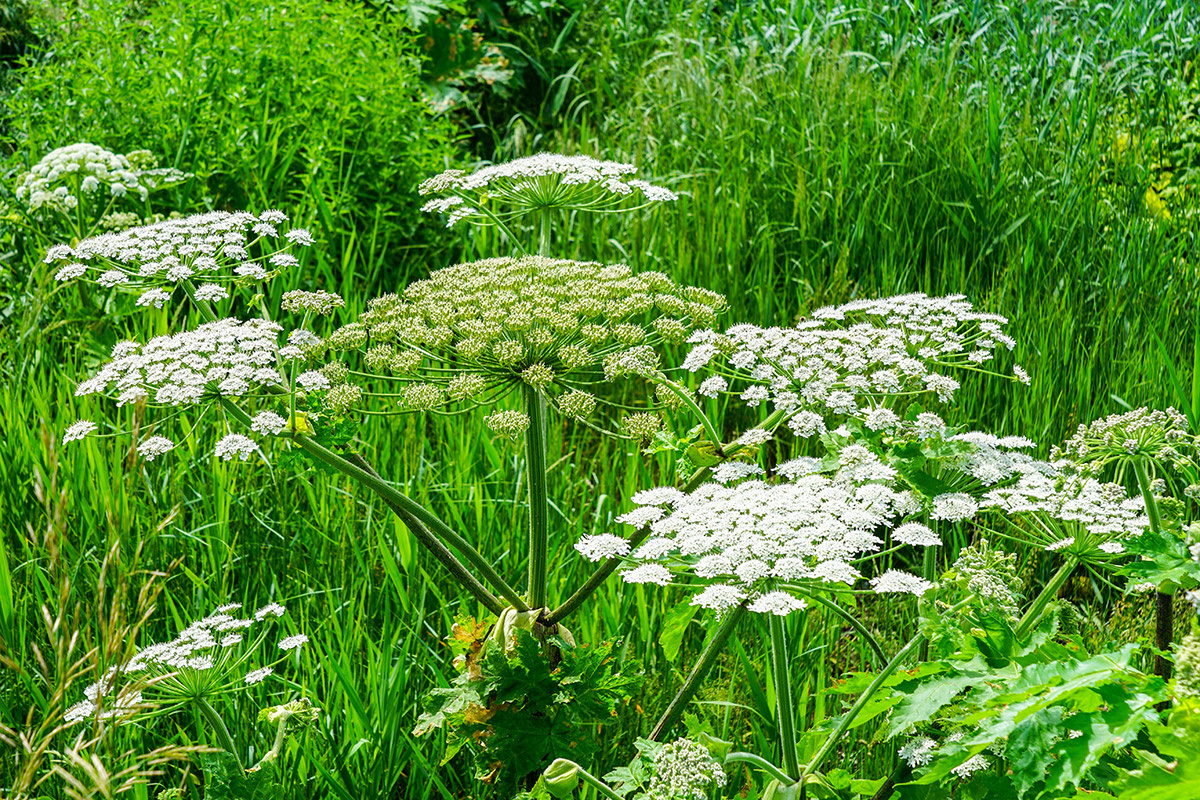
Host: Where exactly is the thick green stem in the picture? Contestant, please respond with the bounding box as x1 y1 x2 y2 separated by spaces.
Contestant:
525 386 551 610
656 377 722 450
196 696 242 770
725 752 794 785
769 615 801 781
538 210 552 256
1014 557 1077 639
650 601 747 741
1133 459 1174 681
249 717 289 772
218 399 522 613
572 763 626 800
802 634 923 781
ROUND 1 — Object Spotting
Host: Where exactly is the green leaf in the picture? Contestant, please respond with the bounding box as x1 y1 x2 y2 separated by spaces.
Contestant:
659 600 699 662
199 751 279 800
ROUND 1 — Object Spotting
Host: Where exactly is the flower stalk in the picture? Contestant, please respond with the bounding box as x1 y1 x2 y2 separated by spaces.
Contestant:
650 601 748 741
525 385 551 610
196 696 242 770
1133 458 1173 681
769 614 801 781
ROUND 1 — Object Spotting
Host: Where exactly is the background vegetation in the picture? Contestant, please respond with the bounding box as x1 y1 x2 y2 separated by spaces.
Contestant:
3 0 1200 796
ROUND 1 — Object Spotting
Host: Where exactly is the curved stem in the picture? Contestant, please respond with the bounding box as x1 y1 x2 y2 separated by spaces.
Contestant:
769 615 801 781
725 752 794 785
656 376 722 450
1134 458 1174 681
650 601 748 741
545 527 650 625
218 398 522 613
573 763 626 800
679 407 791 493
786 587 886 667
196 696 242 770
1014 557 1077 639
525 386 550 610
802 634 922 781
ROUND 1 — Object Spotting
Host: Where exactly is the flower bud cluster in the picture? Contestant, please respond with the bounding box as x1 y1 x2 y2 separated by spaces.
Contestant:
1056 406 1195 469
15 142 190 213
335 255 725 426
647 738 727 800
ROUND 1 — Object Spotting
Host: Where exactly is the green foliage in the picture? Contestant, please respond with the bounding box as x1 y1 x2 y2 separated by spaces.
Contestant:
1122 529 1200 594
3 0 455 277
414 629 640 792
1114 702 1200 799
199 751 279 800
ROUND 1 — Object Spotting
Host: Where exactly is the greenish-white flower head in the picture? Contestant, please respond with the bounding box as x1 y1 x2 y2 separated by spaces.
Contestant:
1056 407 1197 472
419 153 677 228
15 142 191 214
328 255 726 434
647 738 727 800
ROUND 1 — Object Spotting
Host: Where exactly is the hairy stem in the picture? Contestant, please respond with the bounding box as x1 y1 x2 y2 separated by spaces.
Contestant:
196 696 242 770
1133 459 1173 681
769 615 801 781
525 386 550 610
1014 557 1077 640
650 601 748 741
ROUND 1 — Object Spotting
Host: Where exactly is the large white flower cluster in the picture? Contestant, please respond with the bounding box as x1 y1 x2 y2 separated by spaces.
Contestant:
46 210 312 311
684 293 1028 423
15 142 190 212
65 602 296 723
74 318 285 407
578 448 935 615
419 153 677 226
980 468 1148 552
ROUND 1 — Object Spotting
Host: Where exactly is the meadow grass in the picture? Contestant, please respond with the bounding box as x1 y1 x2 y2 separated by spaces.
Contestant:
3 0 1200 796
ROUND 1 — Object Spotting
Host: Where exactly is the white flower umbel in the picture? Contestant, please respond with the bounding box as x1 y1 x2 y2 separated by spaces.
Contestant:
607 457 933 614
62 420 98 445
419 153 677 228
684 293 1027 426
46 209 312 310
65 602 299 722
980 467 1148 554
74 318 284 407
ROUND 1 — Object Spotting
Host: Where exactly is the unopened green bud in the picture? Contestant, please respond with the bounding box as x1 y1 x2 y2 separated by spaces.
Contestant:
543 758 580 798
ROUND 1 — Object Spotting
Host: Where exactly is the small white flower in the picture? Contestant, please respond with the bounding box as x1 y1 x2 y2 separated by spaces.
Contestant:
63 420 98 445
136 436 175 461
55 262 87 281
244 667 273 685
622 563 673 586
193 283 229 302
214 434 256 461
575 534 631 561
284 228 313 245
296 371 330 392
749 591 806 616
931 493 978 523
255 602 286 620
250 411 287 435
892 522 940 547
690 583 746 611
135 288 171 308
697 375 727 398
951 755 989 779
278 634 309 651
870 570 933 595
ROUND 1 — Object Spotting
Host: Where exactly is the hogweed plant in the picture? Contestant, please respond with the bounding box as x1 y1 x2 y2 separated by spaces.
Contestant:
45 147 1196 798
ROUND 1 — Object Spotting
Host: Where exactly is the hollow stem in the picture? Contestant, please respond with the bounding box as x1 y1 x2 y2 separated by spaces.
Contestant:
196 696 242 770
1133 458 1173 681
1014 557 1077 639
572 762 626 800
525 386 550 610
769 614 801 781
650 601 747 741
